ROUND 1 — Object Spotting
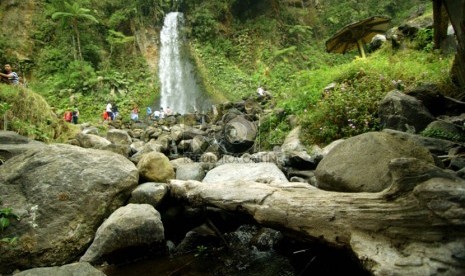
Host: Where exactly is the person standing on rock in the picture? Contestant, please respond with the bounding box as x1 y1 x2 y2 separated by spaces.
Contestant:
131 105 139 121
72 108 79 124
0 64 19 85
112 103 119 119
105 102 113 121
165 106 173 116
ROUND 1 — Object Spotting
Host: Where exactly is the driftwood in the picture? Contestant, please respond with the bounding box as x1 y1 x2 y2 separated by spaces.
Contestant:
169 158 465 275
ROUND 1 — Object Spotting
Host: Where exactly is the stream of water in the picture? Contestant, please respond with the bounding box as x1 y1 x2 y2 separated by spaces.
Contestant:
158 12 211 114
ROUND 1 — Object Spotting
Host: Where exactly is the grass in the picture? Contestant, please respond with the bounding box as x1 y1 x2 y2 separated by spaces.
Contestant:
0 84 78 142
260 46 455 147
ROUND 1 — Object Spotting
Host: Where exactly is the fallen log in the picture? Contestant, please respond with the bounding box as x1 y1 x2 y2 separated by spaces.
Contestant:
169 158 465 275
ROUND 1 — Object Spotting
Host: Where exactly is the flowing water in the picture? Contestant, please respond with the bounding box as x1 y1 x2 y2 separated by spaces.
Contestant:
158 12 211 114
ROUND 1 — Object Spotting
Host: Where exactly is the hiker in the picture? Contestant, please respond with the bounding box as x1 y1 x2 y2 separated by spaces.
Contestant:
72 108 79 124
112 103 119 119
159 107 165 119
165 106 173 116
145 106 152 122
105 102 113 121
0 64 19 85
131 105 139 121
153 109 161 121
63 110 72 123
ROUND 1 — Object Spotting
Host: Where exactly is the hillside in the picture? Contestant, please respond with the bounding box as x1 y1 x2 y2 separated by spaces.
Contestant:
0 0 458 146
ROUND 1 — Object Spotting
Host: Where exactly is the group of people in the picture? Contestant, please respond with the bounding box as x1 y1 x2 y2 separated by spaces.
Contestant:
0 64 19 85
103 102 120 121
63 108 79 124
146 106 173 121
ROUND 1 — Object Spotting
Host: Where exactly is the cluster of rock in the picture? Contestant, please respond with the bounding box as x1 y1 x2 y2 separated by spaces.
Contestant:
1 87 465 275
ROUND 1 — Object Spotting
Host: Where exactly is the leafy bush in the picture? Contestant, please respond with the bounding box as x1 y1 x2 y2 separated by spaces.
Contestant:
0 199 19 245
256 112 291 150
414 28 434 52
190 10 219 42
294 49 453 145
421 127 465 142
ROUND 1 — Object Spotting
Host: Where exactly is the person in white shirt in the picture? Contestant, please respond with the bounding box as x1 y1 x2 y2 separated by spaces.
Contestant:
153 110 161 120
105 102 113 121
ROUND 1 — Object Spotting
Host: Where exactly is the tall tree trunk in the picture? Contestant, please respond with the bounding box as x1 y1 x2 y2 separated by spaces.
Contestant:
72 34 77 61
442 0 465 88
432 0 449 50
73 19 83 60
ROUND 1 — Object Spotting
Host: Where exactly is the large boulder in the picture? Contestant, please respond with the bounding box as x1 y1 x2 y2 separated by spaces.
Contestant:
281 126 323 170
0 144 139 274
222 115 257 154
75 133 112 149
14 262 105 276
175 163 206 181
106 129 132 145
129 182 168 207
378 90 435 133
314 132 434 192
203 163 288 184
0 131 45 162
80 204 165 264
137 152 175 183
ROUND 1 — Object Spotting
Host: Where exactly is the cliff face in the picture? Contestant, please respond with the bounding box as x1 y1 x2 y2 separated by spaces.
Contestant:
0 0 38 61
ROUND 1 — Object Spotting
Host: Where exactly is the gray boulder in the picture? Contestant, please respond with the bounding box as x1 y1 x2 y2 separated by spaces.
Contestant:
129 182 168 207
80 204 165 264
176 163 206 181
315 132 434 192
378 90 435 133
106 129 132 145
137 151 175 183
203 163 288 184
0 131 45 163
75 133 111 149
14 262 104 276
0 144 139 274
222 115 257 154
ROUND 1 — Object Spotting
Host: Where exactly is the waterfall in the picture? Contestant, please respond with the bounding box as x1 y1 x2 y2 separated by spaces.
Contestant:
158 12 210 114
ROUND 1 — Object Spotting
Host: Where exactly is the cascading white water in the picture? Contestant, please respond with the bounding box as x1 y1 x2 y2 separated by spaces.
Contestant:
159 12 208 114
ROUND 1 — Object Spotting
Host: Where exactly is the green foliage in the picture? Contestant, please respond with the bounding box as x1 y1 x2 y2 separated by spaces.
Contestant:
414 28 434 52
0 85 70 142
0 0 456 148
35 46 74 78
0 102 11 117
320 0 431 34
421 127 465 142
295 49 453 145
0 199 19 245
0 208 19 232
194 245 208 257
51 1 99 61
301 82 383 144
256 113 291 150
190 10 219 42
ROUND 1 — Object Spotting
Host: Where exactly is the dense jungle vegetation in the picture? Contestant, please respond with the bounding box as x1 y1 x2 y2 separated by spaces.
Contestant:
0 0 456 147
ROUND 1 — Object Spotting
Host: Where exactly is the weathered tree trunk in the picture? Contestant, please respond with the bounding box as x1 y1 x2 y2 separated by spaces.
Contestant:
432 0 449 50
443 0 465 88
169 158 465 275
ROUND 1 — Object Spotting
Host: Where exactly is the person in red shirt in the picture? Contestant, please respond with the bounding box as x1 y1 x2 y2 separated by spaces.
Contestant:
63 110 72 123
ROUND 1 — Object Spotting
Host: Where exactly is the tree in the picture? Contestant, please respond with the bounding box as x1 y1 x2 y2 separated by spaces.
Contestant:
52 1 99 61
